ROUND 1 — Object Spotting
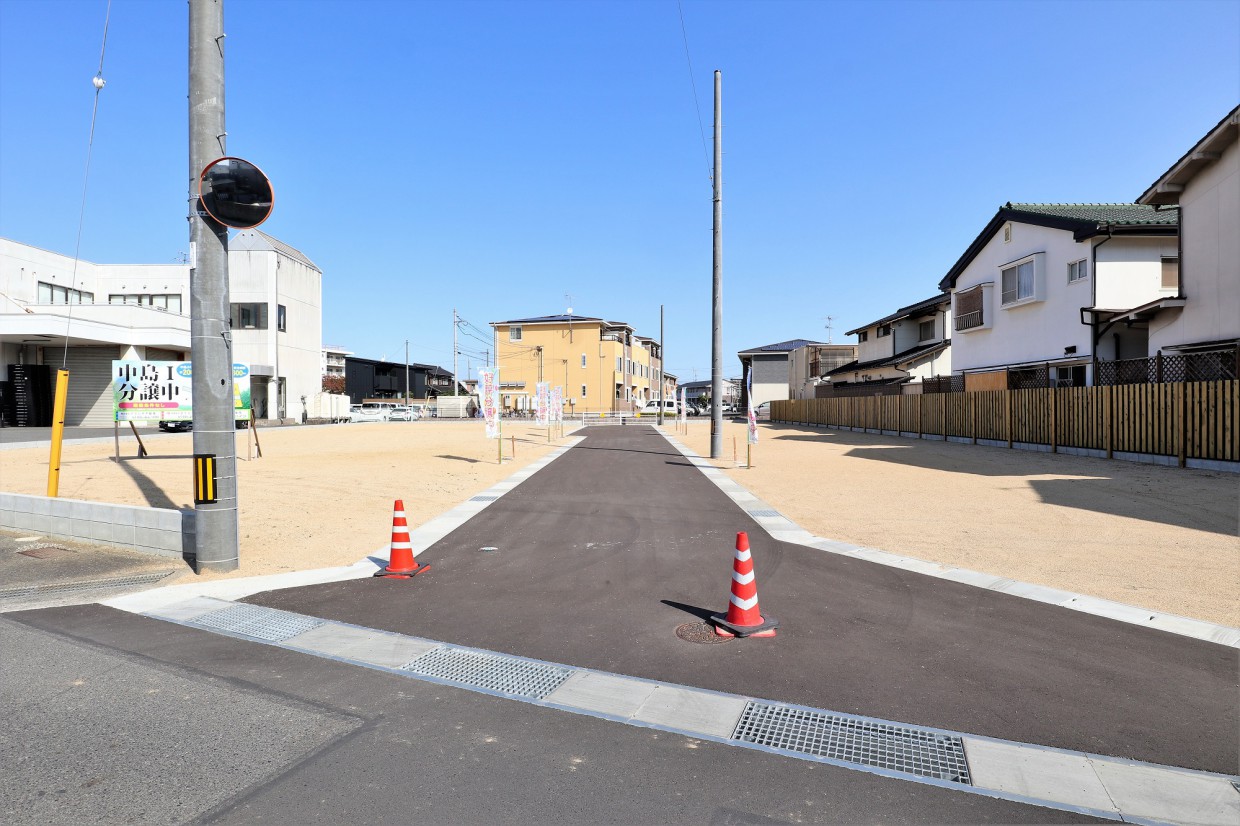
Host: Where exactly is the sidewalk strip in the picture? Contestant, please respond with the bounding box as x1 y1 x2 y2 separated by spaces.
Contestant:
656 428 1240 649
129 594 1240 826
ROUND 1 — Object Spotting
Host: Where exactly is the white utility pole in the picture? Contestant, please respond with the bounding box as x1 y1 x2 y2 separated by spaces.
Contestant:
452 308 459 394
405 339 410 405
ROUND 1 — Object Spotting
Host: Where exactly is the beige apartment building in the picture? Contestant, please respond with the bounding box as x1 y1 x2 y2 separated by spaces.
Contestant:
489 314 667 414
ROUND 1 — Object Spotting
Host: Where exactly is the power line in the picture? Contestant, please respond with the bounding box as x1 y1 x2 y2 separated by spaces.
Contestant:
676 0 712 187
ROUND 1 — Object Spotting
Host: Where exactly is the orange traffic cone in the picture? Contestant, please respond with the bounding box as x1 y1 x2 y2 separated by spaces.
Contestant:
710 531 778 637
373 499 430 578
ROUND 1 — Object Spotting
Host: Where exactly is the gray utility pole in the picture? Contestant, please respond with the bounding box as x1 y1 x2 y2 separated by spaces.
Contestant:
710 69 724 459
658 304 665 425
405 339 410 405
452 308 458 394
188 0 239 572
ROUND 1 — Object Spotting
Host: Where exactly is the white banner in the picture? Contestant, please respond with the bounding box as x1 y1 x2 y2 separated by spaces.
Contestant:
551 386 563 423
680 386 686 423
480 368 500 438
746 371 758 444
535 382 550 426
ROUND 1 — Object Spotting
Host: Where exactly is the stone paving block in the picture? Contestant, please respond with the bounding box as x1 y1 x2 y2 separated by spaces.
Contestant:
963 739 1116 814
544 671 657 719
1091 759 1240 826
632 686 746 739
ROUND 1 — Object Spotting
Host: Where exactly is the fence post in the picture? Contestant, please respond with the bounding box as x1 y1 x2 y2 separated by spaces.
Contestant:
1050 387 1057 453
971 392 977 445
1006 389 1013 449
1156 351 1164 384
1105 385 1113 459
917 394 923 439
1177 382 1187 468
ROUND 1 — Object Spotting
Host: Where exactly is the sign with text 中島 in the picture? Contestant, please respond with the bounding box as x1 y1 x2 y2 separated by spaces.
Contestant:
112 361 251 422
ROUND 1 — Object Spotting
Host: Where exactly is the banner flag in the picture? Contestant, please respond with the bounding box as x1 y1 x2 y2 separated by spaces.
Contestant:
551 386 563 423
746 369 758 444
535 382 550 426
481 368 500 438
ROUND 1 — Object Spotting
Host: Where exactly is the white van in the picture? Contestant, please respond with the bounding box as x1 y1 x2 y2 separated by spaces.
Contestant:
351 402 397 422
639 399 678 416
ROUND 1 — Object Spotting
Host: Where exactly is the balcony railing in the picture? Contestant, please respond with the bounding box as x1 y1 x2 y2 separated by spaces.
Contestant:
954 310 983 331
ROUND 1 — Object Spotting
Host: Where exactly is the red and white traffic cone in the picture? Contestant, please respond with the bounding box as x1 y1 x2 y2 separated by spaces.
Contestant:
710 531 778 637
373 499 430 578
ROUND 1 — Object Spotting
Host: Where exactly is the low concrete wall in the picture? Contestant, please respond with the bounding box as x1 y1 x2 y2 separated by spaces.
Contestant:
0 492 192 558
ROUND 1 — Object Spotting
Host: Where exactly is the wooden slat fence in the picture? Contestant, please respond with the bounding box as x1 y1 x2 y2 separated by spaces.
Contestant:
771 380 1239 466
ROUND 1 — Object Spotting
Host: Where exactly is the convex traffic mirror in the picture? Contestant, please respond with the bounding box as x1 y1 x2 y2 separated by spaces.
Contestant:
198 157 273 229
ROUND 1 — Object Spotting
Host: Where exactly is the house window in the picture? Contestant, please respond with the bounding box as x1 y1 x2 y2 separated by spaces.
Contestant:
110 293 181 312
581 384 587 398
509 326 522 342
616 356 622 372
918 319 935 342
230 302 268 329
1003 224 1012 243
580 354 586 368
1068 259 1088 283
1161 257 1179 290
1053 365 1086 388
277 304 287 332
857 330 868 343
877 324 891 338
954 284 986 331
38 281 93 305
1001 260 1036 305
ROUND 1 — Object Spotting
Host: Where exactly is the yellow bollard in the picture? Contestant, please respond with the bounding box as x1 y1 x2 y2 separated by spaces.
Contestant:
47 369 70 496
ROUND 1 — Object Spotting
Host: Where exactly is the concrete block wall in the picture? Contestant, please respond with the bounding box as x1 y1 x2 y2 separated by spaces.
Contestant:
0 492 192 558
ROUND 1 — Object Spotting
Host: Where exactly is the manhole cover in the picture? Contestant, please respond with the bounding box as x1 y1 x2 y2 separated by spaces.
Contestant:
17 544 75 559
675 621 733 645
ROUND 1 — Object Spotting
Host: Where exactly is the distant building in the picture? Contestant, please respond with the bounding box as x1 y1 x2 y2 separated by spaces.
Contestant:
489 314 664 414
788 343 857 399
344 356 453 403
678 378 740 407
736 339 823 407
0 231 323 426
322 345 352 378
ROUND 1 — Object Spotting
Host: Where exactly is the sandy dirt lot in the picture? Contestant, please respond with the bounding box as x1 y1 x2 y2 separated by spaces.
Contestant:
674 418 1238 628
3 418 1236 627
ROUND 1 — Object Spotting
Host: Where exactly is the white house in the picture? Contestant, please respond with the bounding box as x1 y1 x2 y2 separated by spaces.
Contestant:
939 204 1179 389
737 339 823 407
828 295 952 392
788 343 857 399
0 231 323 426
1133 105 1239 364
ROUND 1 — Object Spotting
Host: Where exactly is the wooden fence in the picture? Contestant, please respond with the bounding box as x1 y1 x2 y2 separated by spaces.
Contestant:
771 380 1239 466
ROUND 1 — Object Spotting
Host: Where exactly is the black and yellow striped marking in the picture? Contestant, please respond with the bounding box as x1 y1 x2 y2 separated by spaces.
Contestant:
194 454 217 504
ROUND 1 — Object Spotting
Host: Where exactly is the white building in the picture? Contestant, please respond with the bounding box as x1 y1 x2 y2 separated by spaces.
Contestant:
737 339 823 407
1135 106 1239 359
322 344 352 377
939 204 1179 389
0 231 323 426
828 295 952 392
787 343 857 399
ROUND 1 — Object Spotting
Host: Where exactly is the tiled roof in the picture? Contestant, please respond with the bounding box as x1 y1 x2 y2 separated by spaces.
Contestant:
939 202 1179 291
826 340 950 375
846 294 948 335
1004 203 1178 227
738 339 824 355
495 314 604 325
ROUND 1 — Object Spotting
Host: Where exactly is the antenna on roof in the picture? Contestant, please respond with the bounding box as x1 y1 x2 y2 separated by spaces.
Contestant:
565 293 573 316
824 316 834 344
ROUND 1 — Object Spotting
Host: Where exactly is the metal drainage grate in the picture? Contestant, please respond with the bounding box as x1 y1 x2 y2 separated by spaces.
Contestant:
470 495 500 502
193 604 325 642
748 509 781 518
0 571 175 600
399 647 572 699
731 702 971 784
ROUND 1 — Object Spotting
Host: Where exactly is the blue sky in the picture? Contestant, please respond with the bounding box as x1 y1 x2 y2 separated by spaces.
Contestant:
1 0 1236 383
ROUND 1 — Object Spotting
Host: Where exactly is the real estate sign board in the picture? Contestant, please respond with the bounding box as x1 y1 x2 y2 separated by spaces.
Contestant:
112 361 251 422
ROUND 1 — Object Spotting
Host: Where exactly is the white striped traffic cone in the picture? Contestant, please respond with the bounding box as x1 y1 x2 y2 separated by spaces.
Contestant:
710 531 778 637
373 499 430 578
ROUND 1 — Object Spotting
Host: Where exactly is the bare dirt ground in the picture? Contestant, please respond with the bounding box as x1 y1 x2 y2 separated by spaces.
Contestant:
3 418 1236 627
673 418 1239 628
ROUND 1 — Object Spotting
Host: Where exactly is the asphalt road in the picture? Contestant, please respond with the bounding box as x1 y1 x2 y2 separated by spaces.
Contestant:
244 425 1237 775
4 608 1105 824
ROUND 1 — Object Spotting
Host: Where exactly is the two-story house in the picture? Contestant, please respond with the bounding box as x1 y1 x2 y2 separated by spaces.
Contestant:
737 339 823 407
826 295 952 393
489 314 663 414
1129 105 1238 377
940 204 1179 389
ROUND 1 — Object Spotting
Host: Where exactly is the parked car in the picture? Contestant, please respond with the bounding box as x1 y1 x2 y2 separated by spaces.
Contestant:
351 402 396 422
389 405 420 421
753 401 770 419
639 399 678 416
157 418 249 432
